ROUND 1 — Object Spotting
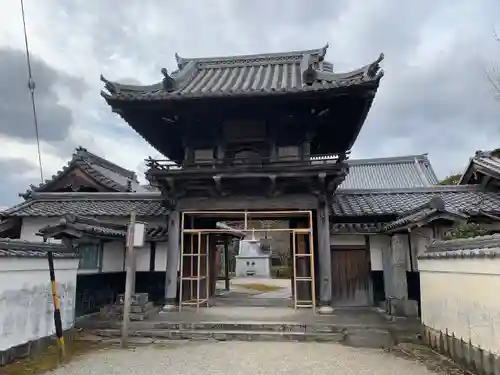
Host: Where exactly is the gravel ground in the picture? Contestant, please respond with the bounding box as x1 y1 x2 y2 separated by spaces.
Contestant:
46 341 438 375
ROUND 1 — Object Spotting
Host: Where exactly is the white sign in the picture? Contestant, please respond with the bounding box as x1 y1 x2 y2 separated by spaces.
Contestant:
127 222 146 248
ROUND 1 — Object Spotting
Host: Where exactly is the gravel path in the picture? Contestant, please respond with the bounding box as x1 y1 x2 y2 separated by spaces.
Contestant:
47 341 437 375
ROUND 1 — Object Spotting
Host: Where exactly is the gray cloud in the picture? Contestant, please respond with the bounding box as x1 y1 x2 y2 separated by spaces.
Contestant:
0 158 39 207
65 0 500 179
0 48 85 141
2 0 500 204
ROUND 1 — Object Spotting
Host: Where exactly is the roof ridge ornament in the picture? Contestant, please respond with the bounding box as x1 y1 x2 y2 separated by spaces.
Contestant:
161 68 176 92
367 53 384 78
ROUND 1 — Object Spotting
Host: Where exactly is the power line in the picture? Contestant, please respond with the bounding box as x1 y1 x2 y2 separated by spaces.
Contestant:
20 0 44 183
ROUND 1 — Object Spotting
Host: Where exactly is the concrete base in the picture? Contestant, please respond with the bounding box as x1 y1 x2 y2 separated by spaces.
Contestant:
0 329 76 366
317 306 334 315
422 324 500 375
386 298 419 317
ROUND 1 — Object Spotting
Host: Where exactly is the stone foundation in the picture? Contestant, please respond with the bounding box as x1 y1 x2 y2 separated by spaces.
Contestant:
100 293 157 321
0 329 77 367
422 325 500 375
386 298 419 317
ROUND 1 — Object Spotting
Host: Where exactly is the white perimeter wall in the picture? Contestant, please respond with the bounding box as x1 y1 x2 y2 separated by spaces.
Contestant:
20 217 168 274
419 239 500 355
0 256 79 351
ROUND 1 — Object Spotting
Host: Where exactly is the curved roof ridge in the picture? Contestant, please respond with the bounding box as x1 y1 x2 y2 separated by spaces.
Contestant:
76 146 137 180
337 185 484 195
175 44 329 67
19 146 137 199
346 153 431 165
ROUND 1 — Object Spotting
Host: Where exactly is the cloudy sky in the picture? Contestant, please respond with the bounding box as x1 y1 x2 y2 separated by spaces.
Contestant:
1 0 500 208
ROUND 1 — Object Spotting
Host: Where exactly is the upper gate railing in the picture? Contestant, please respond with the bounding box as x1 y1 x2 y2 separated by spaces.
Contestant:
145 152 349 172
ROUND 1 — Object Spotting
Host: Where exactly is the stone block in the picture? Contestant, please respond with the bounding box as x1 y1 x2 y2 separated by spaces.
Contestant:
117 293 149 306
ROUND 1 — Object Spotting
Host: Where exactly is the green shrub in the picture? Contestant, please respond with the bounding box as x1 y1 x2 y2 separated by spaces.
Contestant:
443 222 493 240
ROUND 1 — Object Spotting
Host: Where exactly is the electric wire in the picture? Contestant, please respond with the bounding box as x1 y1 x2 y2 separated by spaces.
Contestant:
20 0 44 183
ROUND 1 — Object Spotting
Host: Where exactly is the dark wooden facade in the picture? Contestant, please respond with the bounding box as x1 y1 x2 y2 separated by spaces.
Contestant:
101 45 384 308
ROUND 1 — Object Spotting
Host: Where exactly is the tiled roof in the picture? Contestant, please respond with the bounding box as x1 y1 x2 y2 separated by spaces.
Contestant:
38 214 168 242
339 154 438 189
3 192 167 217
101 46 384 101
0 239 77 258
382 197 468 232
20 147 139 198
331 222 385 234
333 185 500 217
459 150 500 184
420 234 500 260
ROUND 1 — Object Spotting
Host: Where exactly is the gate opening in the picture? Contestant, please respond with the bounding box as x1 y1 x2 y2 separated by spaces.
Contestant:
179 211 316 311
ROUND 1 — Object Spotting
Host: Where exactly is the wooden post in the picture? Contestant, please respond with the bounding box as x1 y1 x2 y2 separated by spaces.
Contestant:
121 210 136 348
47 251 65 360
223 236 230 291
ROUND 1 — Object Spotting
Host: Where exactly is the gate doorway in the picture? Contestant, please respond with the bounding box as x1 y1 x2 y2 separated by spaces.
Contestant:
178 211 316 311
330 247 371 307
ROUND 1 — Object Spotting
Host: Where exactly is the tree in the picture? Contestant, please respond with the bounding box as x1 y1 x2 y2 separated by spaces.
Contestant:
487 30 500 98
439 173 462 185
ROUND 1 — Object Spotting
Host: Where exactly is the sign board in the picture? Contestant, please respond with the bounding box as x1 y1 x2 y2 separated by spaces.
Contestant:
127 222 146 248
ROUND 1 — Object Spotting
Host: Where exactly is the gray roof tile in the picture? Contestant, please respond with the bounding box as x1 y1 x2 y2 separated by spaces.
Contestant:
101 46 384 101
333 185 500 216
21 147 139 198
459 149 500 184
0 239 77 258
38 214 168 241
3 192 167 217
338 154 438 189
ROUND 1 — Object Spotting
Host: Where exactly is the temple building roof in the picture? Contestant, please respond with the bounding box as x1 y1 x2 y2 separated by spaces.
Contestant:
38 214 168 242
2 192 168 218
20 147 141 199
101 45 384 102
339 154 438 189
3 185 500 220
381 197 469 233
459 149 500 186
333 185 500 217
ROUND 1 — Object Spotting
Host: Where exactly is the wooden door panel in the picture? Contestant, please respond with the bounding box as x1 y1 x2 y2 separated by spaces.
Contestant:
331 249 371 307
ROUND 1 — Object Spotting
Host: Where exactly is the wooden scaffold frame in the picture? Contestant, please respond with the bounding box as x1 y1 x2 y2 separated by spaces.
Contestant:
178 210 316 311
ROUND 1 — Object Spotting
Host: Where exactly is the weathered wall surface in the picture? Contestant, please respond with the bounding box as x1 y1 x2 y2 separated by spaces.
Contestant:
0 257 79 351
419 234 500 372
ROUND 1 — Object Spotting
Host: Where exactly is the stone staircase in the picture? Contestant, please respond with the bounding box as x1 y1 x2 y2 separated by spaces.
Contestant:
87 320 420 349
79 305 421 349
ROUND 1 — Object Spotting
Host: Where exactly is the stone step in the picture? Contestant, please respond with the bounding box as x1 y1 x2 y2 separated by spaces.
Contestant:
150 321 345 333
90 326 395 348
93 328 345 343
212 297 292 307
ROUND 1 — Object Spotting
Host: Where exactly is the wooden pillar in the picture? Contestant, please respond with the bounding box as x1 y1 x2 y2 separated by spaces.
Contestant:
317 197 333 313
224 236 230 291
163 210 180 310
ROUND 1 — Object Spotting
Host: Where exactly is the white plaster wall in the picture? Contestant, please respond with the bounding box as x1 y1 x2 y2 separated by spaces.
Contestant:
330 234 365 246
0 257 79 351
155 242 168 272
368 235 389 271
135 245 151 272
102 241 124 272
410 227 433 271
419 256 500 355
20 217 61 243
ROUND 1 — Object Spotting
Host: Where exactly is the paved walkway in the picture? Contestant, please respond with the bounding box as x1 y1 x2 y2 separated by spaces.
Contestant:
46 341 437 375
